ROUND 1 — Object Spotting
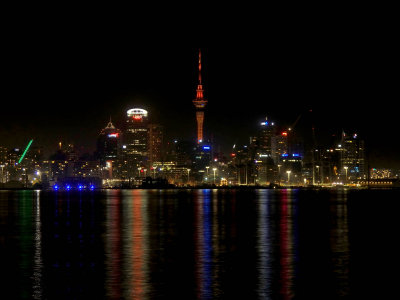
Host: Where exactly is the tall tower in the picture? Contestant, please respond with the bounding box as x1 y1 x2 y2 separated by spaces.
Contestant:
192 49 208 144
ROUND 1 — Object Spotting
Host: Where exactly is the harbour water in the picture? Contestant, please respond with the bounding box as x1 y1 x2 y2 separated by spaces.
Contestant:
1 189 399 299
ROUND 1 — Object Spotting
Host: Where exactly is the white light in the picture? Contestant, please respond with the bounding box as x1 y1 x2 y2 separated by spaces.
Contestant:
127 108 148 117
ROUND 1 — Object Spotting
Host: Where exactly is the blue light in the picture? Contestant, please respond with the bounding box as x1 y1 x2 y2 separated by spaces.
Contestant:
293 153 300 157
90 185 95 190
53 185 59 190
282 154 289 157
78 185 83 190
203 146 210 150
66 185 71 190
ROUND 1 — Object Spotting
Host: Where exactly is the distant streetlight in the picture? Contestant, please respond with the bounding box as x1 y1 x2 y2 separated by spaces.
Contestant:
277 164 282 183
286 170 292 185
36 170 42 182
187 168 191 183
344 166 348 183
316 165 320 185
213 168 217 185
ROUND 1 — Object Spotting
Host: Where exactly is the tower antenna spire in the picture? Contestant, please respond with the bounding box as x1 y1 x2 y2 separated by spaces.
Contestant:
198 48 202 84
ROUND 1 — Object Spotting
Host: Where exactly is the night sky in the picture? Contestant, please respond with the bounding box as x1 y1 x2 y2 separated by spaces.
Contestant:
1 16 399 168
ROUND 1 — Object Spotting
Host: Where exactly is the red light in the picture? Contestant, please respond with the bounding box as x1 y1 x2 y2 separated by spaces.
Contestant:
282 132 288 136
231 153 236 157
133 116 142 120
140 169 144 173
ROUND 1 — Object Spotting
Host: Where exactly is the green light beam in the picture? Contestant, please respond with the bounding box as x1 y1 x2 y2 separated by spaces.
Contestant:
18 139 33 164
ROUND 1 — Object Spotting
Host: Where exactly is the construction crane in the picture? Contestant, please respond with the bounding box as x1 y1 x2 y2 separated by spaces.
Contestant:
288 113 302 132
288 108 313 132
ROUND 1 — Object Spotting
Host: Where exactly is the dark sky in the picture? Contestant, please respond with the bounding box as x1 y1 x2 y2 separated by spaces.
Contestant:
1 15 399 168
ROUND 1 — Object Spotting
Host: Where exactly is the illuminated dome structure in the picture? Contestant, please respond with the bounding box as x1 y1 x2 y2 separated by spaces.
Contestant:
127 108 148 121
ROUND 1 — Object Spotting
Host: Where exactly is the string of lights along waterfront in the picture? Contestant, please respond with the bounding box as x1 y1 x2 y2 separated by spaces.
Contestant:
0 49 399 190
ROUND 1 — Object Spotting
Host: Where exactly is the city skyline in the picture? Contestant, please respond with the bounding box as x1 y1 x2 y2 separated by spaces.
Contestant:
1 40 399 168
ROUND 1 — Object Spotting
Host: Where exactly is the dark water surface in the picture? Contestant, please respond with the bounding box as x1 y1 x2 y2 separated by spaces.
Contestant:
1 189 399 299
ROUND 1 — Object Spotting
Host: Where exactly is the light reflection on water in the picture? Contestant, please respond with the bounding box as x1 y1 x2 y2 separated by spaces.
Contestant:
1 189 398 299
32 191 42 300
194 189 213 299
329 190 350 297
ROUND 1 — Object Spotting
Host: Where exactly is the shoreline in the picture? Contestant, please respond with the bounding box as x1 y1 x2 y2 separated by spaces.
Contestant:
1 185 399 191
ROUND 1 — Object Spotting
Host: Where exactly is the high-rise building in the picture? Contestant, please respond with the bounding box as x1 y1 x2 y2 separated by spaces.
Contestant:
257 118 275 157
192 49 208 144
254 118 277 184
271 131 289 164
148 123 164 168
123 108 149 178
97 119 122 179
339 132 366 181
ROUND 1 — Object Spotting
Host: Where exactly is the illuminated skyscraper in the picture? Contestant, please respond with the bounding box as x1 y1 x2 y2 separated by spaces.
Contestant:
255 118 277 184
148 123 164 168
97 119 122 178
339 132 365 181
123 108 149 177
192 49 208 144
258 117 276 157
271 131 289 164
